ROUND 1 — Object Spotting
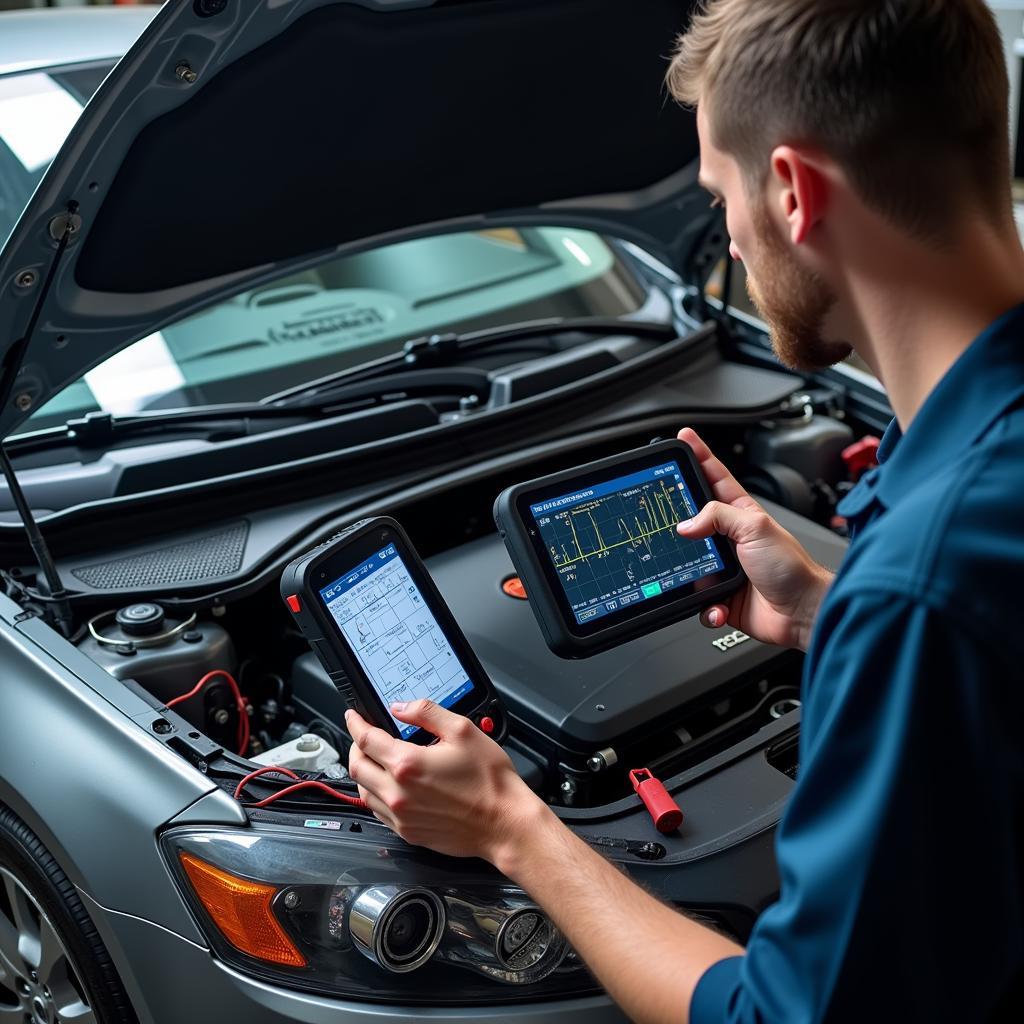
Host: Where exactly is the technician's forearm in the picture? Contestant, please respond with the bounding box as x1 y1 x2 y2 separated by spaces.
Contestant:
492 801 744 1024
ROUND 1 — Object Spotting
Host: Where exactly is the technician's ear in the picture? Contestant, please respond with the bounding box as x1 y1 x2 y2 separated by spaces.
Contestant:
770 146 827 246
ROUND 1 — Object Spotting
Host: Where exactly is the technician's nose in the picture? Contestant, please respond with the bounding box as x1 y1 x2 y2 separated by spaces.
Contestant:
729 241 742 262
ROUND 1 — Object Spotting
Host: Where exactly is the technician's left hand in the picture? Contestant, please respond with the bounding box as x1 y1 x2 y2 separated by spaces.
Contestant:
346 700 545 860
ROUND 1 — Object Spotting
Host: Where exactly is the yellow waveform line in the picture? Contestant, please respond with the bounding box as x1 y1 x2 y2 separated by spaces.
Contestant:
567 522 678 561
653 487 681 532
555 483 684 563
568 514 584 562
653 494 667 530
623 516 654 555
639 497 652 535
641 492 668 535
661 480 680 523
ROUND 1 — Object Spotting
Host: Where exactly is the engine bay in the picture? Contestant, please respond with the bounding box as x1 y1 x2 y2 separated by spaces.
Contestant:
29 406 856 815
0 381 875 985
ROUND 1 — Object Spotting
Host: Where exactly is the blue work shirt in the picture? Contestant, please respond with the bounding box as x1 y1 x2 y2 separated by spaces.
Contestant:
691 305 1024 1022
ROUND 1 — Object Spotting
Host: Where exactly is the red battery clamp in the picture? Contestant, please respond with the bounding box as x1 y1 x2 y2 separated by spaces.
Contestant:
630 768 684 834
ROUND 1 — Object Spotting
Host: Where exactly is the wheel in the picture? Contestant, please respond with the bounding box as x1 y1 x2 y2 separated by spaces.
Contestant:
0 803 137 1024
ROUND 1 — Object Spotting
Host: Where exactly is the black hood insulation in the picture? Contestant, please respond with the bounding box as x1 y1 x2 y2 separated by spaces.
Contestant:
77 0 699 292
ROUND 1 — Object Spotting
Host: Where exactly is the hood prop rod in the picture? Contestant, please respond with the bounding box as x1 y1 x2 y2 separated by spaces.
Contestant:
0 447 73 636
0 205 78 637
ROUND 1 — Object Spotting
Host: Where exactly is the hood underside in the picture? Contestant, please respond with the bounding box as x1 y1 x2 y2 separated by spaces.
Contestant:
0 0 717 439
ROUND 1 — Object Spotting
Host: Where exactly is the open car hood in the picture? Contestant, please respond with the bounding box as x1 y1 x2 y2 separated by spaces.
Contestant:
0 0 722 439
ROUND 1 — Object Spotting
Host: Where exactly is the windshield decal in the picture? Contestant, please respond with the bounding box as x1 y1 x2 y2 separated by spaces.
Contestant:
269 302 393 344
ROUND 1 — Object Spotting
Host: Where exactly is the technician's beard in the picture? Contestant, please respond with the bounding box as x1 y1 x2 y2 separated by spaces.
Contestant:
745 200 852 372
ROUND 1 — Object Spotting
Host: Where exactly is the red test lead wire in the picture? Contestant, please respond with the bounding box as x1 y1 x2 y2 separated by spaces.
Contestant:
167 669 250 755
630 768 684 834
166 681 366 810
233 765 367 810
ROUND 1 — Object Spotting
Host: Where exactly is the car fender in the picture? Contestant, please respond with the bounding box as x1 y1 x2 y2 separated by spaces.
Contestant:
0 591 224 941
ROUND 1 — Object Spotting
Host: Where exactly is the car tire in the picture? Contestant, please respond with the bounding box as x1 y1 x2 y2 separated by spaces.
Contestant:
0 802 138 1024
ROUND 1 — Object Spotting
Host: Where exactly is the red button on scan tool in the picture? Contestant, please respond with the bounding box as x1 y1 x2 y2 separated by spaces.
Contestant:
479 716 496 734
286 594 301 613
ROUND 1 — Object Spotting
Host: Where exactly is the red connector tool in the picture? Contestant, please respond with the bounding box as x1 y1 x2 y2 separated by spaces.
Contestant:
629 768 684 834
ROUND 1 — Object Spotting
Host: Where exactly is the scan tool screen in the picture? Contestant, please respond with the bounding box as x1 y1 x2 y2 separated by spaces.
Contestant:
319 545 475 739
528 460 726 628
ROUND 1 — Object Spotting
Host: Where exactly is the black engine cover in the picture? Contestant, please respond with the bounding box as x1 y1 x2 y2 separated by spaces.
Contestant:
426 500 846 754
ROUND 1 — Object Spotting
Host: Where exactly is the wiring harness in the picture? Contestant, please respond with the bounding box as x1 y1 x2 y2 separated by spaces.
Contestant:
168 670 367 811
233 765 367 810
167 669 250 754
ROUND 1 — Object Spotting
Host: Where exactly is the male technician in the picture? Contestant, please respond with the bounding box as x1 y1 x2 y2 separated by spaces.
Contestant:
345 1 1024 1020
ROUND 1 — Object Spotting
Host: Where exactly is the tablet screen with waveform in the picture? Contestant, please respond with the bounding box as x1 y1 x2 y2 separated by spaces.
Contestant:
528 460 726 626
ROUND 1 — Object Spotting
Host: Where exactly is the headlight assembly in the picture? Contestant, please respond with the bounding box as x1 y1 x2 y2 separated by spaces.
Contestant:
162 824 594 1005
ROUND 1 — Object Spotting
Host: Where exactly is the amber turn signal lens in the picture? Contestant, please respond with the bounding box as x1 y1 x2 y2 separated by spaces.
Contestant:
180 852 306 967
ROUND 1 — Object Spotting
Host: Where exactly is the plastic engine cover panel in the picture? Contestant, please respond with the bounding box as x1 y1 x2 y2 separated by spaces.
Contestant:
425 499 847 753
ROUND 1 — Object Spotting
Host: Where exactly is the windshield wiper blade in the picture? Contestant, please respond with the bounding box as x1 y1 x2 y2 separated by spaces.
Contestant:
76 403 299 444
5 370 494 454
264 316 676 407
268 367 492 413
6 404 309 453
6 318 674 453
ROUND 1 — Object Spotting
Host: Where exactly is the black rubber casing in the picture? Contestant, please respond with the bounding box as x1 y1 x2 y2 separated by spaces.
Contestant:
494 440 745 658
280 516 506 744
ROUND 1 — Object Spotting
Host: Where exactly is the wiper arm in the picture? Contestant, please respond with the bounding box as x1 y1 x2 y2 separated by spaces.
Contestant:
5 318 674 453
265 316 676 407
6 404 311 454
5 370 494 454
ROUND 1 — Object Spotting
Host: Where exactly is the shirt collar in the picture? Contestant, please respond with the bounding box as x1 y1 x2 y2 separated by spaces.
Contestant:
838 301 1024 519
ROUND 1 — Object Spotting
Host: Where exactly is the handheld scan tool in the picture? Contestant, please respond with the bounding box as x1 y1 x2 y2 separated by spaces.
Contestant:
282 517 506 744
494 440 745 658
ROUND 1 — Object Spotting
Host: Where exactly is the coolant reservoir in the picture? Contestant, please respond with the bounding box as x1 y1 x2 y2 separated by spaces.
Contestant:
253 734 341 772
77 603 235 705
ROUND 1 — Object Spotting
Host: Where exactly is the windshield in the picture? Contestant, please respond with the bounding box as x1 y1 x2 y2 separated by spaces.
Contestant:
1 62 645 433
23 226 644 430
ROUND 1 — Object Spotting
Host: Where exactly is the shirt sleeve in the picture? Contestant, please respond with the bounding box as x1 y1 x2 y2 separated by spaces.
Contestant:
689 588 1023 1024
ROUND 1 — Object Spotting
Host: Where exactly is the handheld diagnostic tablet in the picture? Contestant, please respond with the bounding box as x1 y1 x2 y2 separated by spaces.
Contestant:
281 517 506 744
494 440 744 658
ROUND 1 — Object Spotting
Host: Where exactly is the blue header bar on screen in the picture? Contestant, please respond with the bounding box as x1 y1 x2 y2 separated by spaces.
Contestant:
319 544 398 603
529 462 682 517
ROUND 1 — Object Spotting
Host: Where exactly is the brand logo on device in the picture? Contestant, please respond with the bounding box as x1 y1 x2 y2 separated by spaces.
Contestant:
712 630 750 652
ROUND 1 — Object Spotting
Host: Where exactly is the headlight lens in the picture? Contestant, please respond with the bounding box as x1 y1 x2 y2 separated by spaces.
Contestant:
162 824 594 1004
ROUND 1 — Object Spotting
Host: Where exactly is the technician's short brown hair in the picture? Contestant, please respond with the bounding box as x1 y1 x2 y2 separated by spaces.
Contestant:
668 0 1012 240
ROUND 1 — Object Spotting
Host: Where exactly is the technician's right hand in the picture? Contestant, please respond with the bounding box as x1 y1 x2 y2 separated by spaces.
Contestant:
676 427 833 652
345 700 549 863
